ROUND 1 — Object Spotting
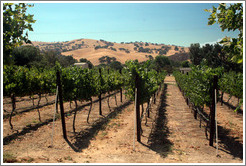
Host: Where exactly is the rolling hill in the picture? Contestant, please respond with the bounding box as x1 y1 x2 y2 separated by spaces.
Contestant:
30 38 190 66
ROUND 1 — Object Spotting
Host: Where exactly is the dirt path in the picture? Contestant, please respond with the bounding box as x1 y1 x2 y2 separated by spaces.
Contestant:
3 91 119 143
163 76 242 163
70 76 243 163
3 76 243 163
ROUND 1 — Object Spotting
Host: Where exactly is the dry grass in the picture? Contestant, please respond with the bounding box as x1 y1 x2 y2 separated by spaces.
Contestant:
30 39 189 66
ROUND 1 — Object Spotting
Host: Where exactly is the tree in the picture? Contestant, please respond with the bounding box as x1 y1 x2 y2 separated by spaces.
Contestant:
150 55 171 72
79 58 94 69
99 56 116 65
42 50 59 67
61 55 78 67
3 3 36 65
148 55 154 60
109 61 123 70
189 43 203 65
12 45 41 67
181 61 190 67
189 43 242 72
174 46 179 51
159 49 167 55
205 3 243 63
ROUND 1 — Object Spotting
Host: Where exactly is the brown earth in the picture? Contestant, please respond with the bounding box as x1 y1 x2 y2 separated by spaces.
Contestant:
2 76 243 163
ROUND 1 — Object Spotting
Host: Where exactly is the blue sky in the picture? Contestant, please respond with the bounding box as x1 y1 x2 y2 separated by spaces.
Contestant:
26 2 239 47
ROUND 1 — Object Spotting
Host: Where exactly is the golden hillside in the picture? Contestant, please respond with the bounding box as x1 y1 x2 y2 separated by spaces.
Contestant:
31 38 190 66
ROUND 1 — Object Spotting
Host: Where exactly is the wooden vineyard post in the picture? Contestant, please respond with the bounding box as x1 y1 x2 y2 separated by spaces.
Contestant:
209 75 218 146
135 73 141 142
153 93 156 104
147 100 150 118
120 69 123 103
98 68 102 115
194 107 197 119
56 70 67 140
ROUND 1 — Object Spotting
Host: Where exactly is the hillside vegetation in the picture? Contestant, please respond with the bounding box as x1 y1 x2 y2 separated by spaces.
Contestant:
30 39 190 65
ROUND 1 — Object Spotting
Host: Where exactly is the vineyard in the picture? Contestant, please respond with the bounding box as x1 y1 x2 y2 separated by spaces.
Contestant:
2 61 243 163
3 60 166 146
2 1 244 163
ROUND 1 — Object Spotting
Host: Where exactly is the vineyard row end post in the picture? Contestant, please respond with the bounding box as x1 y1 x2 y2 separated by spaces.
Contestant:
135 73 141 142
99 68 102 115
56 70 67 140
209 75 218 146
120 69 123 103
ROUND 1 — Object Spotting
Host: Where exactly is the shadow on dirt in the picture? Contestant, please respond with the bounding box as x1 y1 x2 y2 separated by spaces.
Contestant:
216 125 243 160
3 91 121 145
3 118 54 145
142 84 173 158
66 100 132 152
220 101 243 115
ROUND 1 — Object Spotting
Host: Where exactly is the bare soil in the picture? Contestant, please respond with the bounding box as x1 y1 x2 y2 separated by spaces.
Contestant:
2 76 243 163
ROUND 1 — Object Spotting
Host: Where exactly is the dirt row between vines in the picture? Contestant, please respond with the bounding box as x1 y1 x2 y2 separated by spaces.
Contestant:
3 91 121 143
3 76 243 163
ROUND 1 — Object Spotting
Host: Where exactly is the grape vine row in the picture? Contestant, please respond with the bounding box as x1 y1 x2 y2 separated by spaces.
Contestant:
3 60 166 130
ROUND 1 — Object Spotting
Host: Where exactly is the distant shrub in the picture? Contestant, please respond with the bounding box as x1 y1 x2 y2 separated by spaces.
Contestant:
95 45 108 50
99 56 117 64
110 47 117 51
159 50 167 55
119 48 130 53
138 47 152 53
125 50 130 53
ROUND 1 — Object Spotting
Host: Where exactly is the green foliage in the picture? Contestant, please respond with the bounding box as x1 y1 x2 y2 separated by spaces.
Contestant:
3 65 29 97
205 3 243 63
149 55 171 72
174 46 179 51
3 60 166 110
99 56 116 65
189 43 242 72
3 3 36 65
79 58 94 69
219 71 243 99
3 65 56 98
61 67 96 102
145 55 154 61
138 47 152 53
123 60 166 104
12 45 41 67
118 48 130 53
40 50 77 68
109 61 123 70
181 61 190 67
174 65 224 107
59 66 124 102
109 47 117 51
189 43 203 65
174 64 242 109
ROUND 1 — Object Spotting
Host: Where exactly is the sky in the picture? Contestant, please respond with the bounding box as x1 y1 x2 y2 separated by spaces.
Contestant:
25 2 240 47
